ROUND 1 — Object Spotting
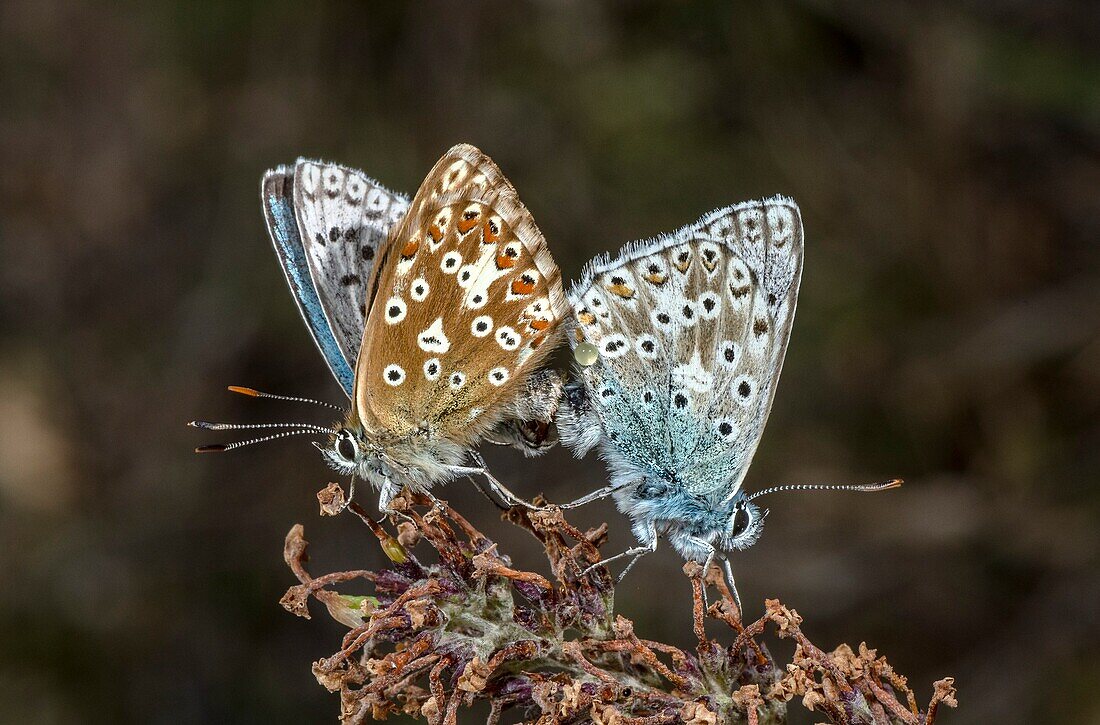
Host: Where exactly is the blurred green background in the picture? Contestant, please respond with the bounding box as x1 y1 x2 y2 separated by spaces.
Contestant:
2 2 1098 723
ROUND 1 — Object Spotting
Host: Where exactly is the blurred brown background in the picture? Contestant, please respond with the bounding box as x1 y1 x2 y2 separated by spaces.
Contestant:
2 2 1098 723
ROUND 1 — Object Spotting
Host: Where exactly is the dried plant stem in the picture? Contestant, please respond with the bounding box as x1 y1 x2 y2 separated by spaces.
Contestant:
281 487 957 724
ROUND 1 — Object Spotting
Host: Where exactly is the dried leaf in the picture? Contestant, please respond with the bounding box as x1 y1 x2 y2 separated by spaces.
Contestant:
317 483 346 516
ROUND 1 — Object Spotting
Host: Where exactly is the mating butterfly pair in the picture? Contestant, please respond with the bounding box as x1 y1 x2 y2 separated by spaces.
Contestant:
193 144 898 606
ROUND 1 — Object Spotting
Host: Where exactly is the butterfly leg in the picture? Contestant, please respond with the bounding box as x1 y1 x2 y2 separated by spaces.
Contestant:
690 538 742 615
466 476 511 512
616 548 649 582
690 537 722 609
345 476 357 509
582 522 658 579
420 489 446 514
721 555 742 618
557 480 632 510
378 478 402 514
376 478 442 526
450 452 539 510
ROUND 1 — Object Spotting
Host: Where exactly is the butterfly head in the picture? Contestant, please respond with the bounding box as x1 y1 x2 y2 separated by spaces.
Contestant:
317 414 470 493
719 494 766 552
317 422 404 488
319 426 369 475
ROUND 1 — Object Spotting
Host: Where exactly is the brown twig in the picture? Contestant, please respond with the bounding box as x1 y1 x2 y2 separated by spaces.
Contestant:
281 483 957 724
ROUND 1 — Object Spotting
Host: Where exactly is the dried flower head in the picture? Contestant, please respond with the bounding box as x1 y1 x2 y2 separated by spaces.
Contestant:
281 486 957 724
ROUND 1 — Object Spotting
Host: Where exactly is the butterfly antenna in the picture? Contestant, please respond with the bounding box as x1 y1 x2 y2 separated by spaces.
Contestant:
193 428 326 453
228 385 343 411
748 478 902 501
189 420 337 435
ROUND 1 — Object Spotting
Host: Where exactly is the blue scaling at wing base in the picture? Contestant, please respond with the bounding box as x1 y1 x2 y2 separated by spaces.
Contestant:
264 190 356 396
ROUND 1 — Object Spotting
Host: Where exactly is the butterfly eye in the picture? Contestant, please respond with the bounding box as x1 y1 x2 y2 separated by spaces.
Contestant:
335 430 357 461
731 503 750 538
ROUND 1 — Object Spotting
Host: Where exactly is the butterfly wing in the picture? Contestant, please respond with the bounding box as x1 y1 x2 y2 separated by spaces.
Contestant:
292 161 410 384
565 198 803 498
262 167 358 394
352 144 567 447
262 161 410 397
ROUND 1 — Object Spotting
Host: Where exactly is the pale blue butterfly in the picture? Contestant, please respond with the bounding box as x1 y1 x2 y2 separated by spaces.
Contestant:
556 197 899 609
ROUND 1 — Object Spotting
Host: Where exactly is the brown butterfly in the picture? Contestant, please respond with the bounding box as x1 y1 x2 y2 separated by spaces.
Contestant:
193 145 567 511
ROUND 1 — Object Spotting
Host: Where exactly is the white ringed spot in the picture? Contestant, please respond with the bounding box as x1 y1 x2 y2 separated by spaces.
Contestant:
635 334 659 359
719 340 741 369
733 374 756 408
441 251 462 274
382 364 406 387
496 326 520 350
715 419 739 441
410 278 430 302
471 315 493 337
488 367 509 386
383 297 406 324
423 358 441 381
365 187 388 212
650 308 675 331
345 177 366 203
677 299 698 327
600 334 629 359
698 291 721 320
322 167 344 195
457 264 477 288
449 371 466 390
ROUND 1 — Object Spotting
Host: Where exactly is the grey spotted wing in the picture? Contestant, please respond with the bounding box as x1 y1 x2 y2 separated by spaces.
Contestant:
290 160 410 395
263 167 358 395
566 198 803 498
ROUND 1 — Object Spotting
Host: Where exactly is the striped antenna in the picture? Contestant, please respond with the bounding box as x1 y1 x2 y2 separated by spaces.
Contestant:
189 420 337 435
193 428 325 453
748 478 902 501
228 386 342 411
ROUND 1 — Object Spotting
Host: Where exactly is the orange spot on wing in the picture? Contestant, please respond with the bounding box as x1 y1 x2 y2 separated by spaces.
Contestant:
577 312 596 326
457 214 479 234
607 283 635 298
484 220 501 243
428 225 443 243
529 319 550 331
495 254 516 269
401 239 420 259
511 276 537 296
530 334 546 349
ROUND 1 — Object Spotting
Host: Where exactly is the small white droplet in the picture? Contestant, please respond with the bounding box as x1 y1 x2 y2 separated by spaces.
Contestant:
574 342 599 366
